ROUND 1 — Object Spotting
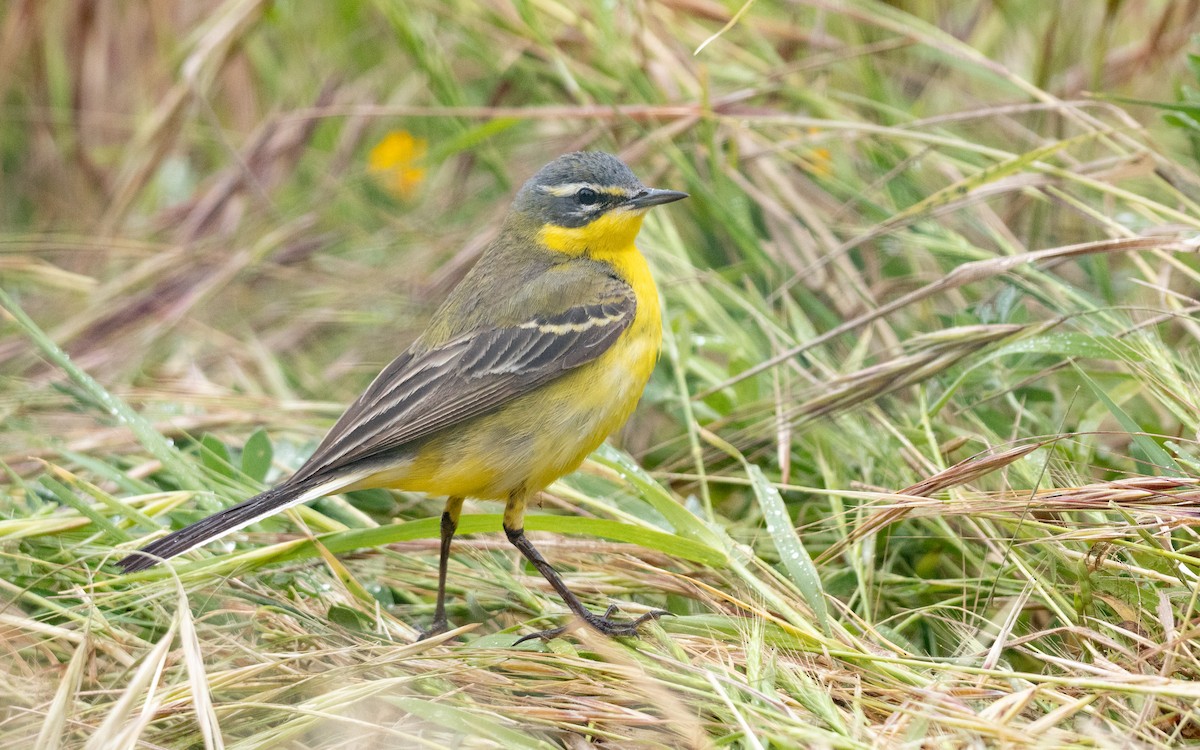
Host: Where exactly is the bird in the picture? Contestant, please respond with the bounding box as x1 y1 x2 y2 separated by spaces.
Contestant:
117 151 688 642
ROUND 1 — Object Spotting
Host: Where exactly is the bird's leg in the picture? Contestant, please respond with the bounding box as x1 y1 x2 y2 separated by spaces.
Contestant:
503 491 669 644
420 495 463 639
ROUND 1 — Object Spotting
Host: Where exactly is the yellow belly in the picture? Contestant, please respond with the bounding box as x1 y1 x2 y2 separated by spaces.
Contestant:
347 267 661 500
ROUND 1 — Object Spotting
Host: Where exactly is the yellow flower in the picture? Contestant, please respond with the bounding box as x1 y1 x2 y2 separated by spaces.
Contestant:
368 130 428 200
804 127 832 177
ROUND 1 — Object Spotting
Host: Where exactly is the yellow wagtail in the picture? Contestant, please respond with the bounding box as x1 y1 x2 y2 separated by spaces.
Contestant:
118 151 688 641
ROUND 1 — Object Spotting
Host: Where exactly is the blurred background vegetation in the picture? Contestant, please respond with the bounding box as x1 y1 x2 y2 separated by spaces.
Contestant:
6 0 1200 747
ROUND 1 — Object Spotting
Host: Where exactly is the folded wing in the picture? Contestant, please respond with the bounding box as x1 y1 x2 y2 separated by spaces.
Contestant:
292 285 636 480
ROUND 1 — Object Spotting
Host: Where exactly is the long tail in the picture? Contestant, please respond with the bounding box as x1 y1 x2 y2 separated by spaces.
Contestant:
117 472 367 573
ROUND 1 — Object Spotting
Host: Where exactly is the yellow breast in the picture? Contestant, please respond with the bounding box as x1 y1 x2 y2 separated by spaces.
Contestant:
356 223 662 501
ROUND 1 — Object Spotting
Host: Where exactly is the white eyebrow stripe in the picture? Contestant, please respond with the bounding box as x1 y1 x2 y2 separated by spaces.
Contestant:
538 183 634 198
539 182 592 197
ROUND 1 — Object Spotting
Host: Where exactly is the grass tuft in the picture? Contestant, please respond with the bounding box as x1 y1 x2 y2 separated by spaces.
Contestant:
5 0 1200 746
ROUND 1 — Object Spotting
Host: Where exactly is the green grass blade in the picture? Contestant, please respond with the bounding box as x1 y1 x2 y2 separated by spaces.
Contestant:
748 465 831 635
0 287 204 491
1073 363 1184 477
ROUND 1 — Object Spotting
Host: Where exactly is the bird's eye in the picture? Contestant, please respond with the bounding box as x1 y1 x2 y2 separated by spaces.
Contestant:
576 187 599 206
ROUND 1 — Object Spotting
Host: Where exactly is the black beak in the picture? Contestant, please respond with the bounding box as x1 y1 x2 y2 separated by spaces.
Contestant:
626 188 689 209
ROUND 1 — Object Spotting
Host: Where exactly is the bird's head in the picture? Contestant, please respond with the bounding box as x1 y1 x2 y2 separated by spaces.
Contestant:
511 152 687 256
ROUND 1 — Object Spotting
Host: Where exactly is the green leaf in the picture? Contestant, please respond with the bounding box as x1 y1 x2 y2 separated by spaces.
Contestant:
116 514 731 580
592 443 727 553
345 488 398 514
988 332 1139 361
327 603 373 631
1164 111 1200 133
1073 364 1184 477
747 465 830 635
241 428 273 483
199 434 234 479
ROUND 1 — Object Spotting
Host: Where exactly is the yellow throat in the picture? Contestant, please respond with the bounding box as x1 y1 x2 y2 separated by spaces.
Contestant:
536 210 648 259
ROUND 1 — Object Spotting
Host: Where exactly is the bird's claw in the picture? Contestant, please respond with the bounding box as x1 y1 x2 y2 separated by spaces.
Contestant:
417 618 450 641
514 604 671 645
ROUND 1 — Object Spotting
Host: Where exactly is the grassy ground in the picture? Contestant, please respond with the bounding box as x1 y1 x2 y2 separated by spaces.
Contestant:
5 0 1200 746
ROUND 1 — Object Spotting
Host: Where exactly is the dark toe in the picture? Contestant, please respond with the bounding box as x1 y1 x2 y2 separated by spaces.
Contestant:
418 619 451 641
516 605 671 644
